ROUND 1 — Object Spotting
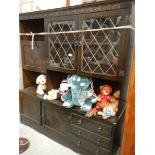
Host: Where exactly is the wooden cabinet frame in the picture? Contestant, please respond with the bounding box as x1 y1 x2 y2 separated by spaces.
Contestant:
19 1 134 155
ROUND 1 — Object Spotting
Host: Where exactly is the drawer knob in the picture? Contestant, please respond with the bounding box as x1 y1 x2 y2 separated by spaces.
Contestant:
97 138 101 144
97 126 102 132
77 119 82 124
77 141 81 146
77 130 81 136
95 148 100 155
68 116 72 123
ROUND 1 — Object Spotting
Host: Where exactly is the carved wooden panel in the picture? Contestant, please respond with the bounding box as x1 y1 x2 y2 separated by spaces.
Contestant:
22 41 45 72
43 102 69 135
20 93 41 124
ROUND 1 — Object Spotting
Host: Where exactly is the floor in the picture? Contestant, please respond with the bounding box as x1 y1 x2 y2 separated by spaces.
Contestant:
19 123 80 155
20 123 119 155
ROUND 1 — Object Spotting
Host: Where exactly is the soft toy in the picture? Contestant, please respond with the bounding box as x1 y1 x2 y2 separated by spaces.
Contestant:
58 79 70 95
43 89 59 100
85 88 120 119
36 74 46 95
97 90 120 119
95 85 113 110
61 74 97 112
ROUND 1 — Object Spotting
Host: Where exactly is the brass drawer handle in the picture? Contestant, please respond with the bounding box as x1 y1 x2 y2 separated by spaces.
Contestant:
68 116 72 123
77 141 81 146
77 119 82 124
97 138 101 144
77 130 81 136
97 126 102 132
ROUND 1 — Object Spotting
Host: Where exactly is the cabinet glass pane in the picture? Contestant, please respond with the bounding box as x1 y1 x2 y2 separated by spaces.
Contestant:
48 21 76 70
81 15 130 76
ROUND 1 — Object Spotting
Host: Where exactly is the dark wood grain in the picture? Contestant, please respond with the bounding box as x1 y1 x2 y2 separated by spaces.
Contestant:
21 41 46 73
22 70 41 88
20 91 42 125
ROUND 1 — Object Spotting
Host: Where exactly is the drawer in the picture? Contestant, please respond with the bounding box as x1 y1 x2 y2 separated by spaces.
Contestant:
69 135 111 155
71 124 113 149
21 41 45 72
71 113 114 138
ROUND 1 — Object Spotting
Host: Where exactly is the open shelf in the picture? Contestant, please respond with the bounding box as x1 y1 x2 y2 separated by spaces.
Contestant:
22 70 44 88
20 18 44 41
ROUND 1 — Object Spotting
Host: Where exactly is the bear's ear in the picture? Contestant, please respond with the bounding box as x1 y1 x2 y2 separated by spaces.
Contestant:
100 86 103 90
36 77 40 84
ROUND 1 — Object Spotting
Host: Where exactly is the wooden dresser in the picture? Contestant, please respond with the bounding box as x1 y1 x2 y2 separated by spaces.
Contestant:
19 0 134 154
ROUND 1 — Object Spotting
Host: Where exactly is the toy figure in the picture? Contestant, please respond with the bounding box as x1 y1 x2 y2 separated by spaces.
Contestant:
61 74 97 112
95 85 113 110
36 74 46 95
97 98 119 119
59 79 70 95
85 86 120 119
43 89 59 100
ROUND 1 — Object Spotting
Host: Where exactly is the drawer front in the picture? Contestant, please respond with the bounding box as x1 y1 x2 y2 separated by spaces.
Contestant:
71 113 113 138
69 135 111 155
22 41 45 72
71 124 112 149
20 93 41 124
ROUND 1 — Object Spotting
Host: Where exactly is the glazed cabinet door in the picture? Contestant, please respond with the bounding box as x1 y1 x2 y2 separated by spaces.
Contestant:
44 15 79 73
78 10 131 81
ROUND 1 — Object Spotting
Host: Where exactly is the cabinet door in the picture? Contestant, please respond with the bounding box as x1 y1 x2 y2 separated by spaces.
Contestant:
45 16 78 73
42 101 69 135
20 92 41 125
79 11 131 80
21 41 45 73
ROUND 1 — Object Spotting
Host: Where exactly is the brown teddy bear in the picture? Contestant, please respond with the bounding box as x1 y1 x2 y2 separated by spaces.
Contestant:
85 85 113 118
97 90 120 119
85 85 120 119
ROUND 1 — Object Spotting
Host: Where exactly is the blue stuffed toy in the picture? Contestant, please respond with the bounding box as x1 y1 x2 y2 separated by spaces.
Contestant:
61 74 97 112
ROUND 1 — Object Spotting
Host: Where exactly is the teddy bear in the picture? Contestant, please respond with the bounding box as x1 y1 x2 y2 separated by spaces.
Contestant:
43 89 59 100
97 90 120 119
95 85 113 110
61 74 97 112
36 74 46 95
85 87 120 119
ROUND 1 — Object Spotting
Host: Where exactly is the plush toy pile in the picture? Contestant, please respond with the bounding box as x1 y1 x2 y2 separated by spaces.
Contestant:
85 85 120 119
36 73 120 119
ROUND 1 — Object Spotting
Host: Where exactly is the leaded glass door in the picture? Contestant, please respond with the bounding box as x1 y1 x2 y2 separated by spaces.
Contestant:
79 13 130 80
45 16 78 73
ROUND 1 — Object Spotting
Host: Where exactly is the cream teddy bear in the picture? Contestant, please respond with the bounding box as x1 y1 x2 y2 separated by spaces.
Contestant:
43 89 59 100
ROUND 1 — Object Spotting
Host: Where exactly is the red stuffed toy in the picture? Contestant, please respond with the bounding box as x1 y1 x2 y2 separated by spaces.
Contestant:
95 85 113 110
85 85 113 117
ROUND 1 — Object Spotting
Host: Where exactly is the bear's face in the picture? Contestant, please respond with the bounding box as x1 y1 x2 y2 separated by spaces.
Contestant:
100 85 112 96
36 74 46 84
